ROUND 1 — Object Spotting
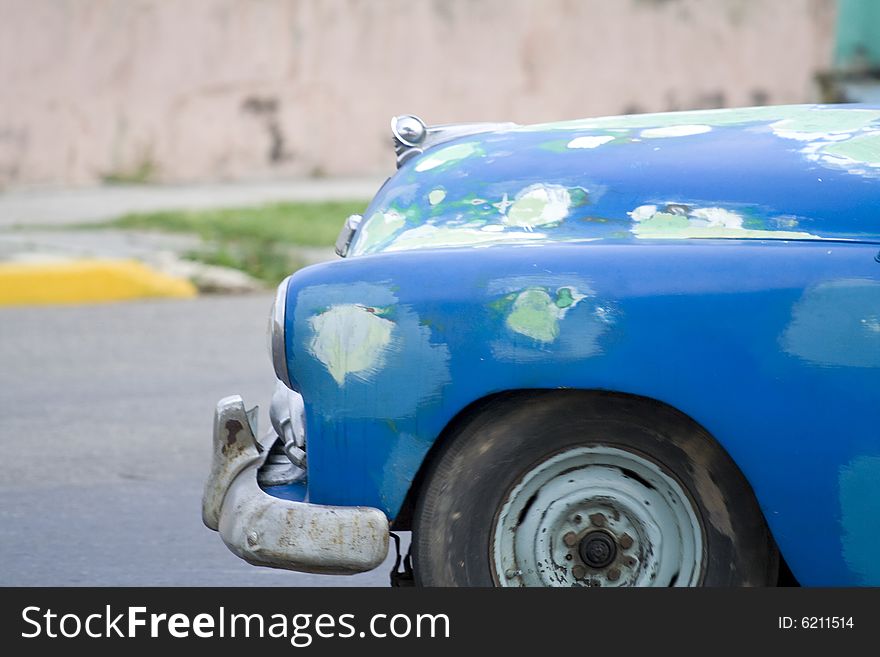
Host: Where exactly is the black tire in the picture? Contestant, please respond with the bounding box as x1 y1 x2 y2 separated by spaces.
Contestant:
412 391 779 587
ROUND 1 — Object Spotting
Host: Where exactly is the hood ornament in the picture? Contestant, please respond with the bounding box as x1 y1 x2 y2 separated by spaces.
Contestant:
391 114 518 168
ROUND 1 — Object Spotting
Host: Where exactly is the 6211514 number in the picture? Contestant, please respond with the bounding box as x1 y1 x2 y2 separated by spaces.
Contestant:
778 617 854 630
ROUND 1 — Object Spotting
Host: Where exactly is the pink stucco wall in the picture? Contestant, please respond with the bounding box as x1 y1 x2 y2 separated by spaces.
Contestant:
0 0 837 187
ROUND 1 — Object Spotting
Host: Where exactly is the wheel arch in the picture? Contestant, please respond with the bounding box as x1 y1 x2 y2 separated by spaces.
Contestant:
393 387 790 581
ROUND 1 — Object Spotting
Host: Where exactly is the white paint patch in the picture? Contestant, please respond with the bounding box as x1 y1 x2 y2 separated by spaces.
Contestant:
309 304 395 386
774 216 800 229
770 128 838 142
493 193 514 214
503 183 572 229
689 207 744 229
428 188 446 205
628 204 658 222
639 124 711 139
567 135 615 149
862 317 880 333
385 223 546 251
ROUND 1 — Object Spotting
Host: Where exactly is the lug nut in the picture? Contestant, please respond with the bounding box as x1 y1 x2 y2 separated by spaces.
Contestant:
589 513 607 527
572 565 586 580
563 532 578 547
619 533 634 549
608 568 621 582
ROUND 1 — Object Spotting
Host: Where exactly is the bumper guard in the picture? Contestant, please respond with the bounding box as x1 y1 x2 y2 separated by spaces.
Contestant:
202 395 389 574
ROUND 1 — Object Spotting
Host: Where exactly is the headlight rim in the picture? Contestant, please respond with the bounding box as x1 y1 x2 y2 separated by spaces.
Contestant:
270 275 293 389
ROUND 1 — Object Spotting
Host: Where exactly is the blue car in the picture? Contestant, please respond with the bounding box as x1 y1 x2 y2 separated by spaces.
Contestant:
204 105 880 587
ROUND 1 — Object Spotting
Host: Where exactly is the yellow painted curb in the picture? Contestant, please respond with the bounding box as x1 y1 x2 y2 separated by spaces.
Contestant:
0 259 197 306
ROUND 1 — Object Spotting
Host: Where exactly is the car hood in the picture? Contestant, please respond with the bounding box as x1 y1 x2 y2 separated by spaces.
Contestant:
350 104 880 256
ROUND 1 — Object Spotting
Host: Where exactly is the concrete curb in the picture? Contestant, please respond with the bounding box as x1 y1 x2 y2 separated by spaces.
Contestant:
0 259 197 306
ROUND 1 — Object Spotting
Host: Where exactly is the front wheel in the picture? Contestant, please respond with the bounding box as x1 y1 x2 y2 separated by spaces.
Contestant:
412 392 779 587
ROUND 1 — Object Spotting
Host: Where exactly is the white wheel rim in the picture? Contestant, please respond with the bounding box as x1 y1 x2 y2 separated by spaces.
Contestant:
492 445 704 587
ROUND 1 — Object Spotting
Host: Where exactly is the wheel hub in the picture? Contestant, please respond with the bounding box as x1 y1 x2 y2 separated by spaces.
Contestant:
579 531 617 569
492 446 704 587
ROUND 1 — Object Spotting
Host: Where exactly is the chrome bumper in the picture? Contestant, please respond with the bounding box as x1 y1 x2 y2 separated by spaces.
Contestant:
202 395 389 574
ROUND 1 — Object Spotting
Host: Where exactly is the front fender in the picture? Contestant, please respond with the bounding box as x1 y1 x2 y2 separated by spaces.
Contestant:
282 240 880 585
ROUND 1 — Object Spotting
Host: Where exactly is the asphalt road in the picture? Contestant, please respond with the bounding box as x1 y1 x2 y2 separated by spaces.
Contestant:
0 294 399 586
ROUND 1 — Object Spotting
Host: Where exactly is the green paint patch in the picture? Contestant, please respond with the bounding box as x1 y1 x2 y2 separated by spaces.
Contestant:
309 304 395 386
296 282 451 420
385 224 546 252
771 109 880 136
428 188 447 205
555 287 576 308
488 292 518 314
507 288 560 342
350 211 407 255
686 227 806 239
771 215 801 230
522 106 880 158
539 139 578 153
822 133 880 166
630 204 821 241
633 223 818 240
521 105 810 133
782 279 880 368
515 105 880 180
840 456 880 584
414 142 484 172
505 183 572 229
632 212 691 236
505 286 586 342
568 187 590 208
640 124 711 139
